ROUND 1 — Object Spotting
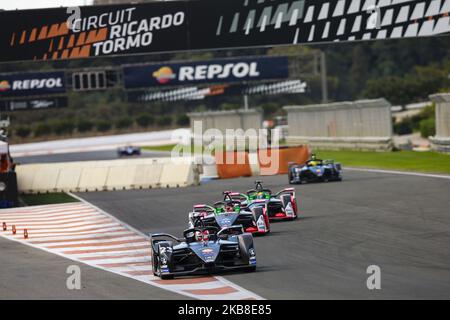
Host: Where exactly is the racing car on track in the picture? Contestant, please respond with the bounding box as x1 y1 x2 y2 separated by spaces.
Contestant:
222 181 298 221
188 195 270 235
288 154 342 184
117 145 141 157
150 225 256 279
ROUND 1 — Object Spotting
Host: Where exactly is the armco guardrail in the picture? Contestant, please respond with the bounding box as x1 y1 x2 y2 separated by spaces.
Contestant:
15 157 200 194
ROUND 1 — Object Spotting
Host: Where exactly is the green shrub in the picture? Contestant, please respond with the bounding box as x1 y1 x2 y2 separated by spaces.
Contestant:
136 114 154 128
96 120 112 132
77 120 94 133
176 114 190 126
260 103 279 117
34 123 52 137
156 116 172 127
411 104 435 131
16 126 31 138
52 120 75 135
221 103 240 111
394 104 436 136
394 118 413 135
419 118 435 138
115 116 133 129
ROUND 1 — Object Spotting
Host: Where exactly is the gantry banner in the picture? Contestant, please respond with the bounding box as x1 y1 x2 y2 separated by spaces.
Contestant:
0 71 66 97
0 96 68 112
123 56 290 89
0 0 449 63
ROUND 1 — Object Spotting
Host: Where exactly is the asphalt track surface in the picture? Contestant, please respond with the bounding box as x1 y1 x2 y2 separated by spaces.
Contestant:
15 150 170 164
75 171 450 300
0 236 186 299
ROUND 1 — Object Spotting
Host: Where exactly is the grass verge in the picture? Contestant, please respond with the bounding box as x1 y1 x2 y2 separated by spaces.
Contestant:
315 150 450 175
20 193 80 206
143 144 178 152
143 144 209 154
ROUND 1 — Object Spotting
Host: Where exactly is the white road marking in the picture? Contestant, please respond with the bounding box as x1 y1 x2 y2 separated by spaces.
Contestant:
345 167 450 179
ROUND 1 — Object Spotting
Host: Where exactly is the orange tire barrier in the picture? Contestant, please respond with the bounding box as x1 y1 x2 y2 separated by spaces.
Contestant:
215 151 252 179
214 145 310 178
258 146 310 176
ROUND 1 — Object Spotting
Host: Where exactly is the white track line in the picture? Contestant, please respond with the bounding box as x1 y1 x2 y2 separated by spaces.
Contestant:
345 167 450 180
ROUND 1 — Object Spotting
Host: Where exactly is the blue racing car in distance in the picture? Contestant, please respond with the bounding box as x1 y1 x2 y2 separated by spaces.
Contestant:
288 154 342 184
117 145 141 157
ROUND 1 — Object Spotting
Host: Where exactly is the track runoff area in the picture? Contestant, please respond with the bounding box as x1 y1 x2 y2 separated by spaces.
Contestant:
1 169 449 301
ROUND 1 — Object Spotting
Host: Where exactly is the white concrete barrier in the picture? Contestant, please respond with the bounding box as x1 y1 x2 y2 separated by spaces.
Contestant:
132 162 164 189
78 167 109 192
159 162 196 188
15 164 40 193
55 167 82 192
15 157 200 194
106 165 137 190
31 166 60 192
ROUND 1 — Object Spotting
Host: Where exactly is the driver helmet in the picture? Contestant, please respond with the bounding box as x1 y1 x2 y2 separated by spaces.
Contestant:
309 161 318 166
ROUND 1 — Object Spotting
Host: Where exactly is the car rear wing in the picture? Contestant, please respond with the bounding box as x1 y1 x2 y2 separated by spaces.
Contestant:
149 233 183 249
323 159 342 170
217 225 245 237
193 204 215 213
275 187 296 198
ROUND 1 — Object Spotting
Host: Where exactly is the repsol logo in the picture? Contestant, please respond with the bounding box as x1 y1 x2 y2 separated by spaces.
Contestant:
154 62 261 84
11 78 63 91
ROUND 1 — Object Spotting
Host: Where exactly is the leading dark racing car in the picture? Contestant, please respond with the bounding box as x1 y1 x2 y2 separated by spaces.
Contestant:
150 225 256 279
288 154 342 184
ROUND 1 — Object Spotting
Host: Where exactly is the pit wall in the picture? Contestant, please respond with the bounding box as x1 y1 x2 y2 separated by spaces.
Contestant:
16 157 200 194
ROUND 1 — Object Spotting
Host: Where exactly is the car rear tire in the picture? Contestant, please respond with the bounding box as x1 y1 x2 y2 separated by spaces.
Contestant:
288 171 293 184
237 234 254 264
151 246 158 276
155 242 172 279
251 207 269 232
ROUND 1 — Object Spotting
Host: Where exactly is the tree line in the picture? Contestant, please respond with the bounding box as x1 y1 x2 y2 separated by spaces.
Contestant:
1 37 449 142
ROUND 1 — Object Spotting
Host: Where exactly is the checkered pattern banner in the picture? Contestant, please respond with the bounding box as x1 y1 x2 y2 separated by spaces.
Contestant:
0 0 448 62
293 0 450 42
128 80 308 102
